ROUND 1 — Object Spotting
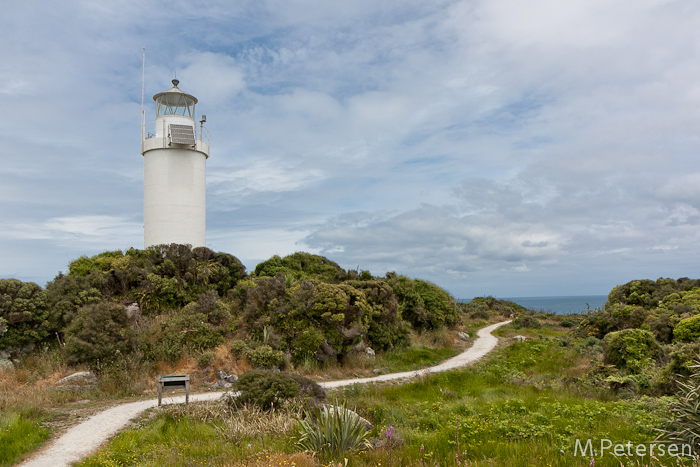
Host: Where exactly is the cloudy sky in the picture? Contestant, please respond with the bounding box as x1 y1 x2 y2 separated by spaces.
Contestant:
1 0 699 298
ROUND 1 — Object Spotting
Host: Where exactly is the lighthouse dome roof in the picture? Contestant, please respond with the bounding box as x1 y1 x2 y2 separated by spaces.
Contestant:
152 79 198 104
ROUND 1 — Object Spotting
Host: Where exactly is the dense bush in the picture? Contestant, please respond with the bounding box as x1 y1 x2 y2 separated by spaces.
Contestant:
230 274 417 362
512 314 542 329
6 247 463 372
246 345 287 369
48 245 246 317
45 273 103 331
348 280 410 351
232 369 325 410
674 314 700 343
64 302 138 369
292 328 325 363
606 278 700 310
229 339 248 357
0 279 50 350
253 252 347 283
603 329 661 374
577 304 649 338
665 343 700 377
644 310 678 343
386 274 458 330
149 310 225 363
464 296 526 316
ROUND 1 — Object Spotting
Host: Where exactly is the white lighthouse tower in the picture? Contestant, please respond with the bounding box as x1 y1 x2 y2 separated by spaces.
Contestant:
141 79 209 248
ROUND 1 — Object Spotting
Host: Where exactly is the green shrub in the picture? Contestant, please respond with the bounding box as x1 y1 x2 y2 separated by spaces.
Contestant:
152 312 224 362
577 304 649 338
346 280 409 351
607 278 700 310
603 328 661 373
45 273 103 331
293 328 325 362
464 296 526 316
64 302 138 370
604 374 650 393
386 275 458 330
574 336 603 356
308 283 373 358
296 400 372 458
253 252 347 283
181 290 231 327
246 345 287 369
198 352 214 367
512 314 542 329
674 314 700 343
666 342 700 377
0 279 50 350
645 310 677 343
230 340 248 357
413 279 458 328
49 245 246 317
367 319 410 351
138 273 182 314
559 318 577 328
232 370 324 410
468 309 491 320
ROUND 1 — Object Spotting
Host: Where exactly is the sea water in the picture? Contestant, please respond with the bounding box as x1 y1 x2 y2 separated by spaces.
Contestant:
500 295 608 315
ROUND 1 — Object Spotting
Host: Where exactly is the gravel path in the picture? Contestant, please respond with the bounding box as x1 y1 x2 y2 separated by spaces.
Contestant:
17 320 509 467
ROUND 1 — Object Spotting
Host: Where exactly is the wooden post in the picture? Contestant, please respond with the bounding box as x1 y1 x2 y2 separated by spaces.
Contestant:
157 374 163 406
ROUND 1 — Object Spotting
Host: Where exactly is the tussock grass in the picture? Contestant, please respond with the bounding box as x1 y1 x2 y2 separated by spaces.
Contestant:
165 400 302 441
0 346 80 413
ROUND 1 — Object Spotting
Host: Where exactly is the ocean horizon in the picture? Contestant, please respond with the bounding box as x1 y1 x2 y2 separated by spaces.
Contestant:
461 295 608 315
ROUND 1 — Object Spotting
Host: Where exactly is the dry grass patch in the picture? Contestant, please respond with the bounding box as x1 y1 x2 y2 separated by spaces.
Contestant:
163 400 303 440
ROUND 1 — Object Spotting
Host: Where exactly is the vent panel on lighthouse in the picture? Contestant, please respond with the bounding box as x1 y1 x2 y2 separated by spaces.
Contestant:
169 124 195 145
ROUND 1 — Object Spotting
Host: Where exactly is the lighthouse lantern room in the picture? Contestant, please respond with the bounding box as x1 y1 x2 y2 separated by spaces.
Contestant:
141 79 209 249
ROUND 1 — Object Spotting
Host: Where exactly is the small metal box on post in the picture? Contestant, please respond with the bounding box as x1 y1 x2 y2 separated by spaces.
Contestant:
157 374 190 406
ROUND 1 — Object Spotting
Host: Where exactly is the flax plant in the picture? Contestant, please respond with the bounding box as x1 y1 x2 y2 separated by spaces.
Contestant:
657 360 700 455
296 400 372 459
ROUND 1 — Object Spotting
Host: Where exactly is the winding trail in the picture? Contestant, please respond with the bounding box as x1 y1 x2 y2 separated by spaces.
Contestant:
18 320 510 467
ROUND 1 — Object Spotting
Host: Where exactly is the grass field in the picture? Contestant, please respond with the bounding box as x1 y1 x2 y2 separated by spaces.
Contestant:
5 314 698 467
0 411 49 467
73 322 696 467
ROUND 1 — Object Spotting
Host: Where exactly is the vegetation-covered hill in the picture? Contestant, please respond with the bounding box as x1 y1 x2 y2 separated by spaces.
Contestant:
3 261 700 467
575 277 700 390
0 245 458 371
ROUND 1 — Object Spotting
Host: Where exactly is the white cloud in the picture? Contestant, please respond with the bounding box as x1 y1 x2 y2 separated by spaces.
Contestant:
2 0 700 296
0 216 141 245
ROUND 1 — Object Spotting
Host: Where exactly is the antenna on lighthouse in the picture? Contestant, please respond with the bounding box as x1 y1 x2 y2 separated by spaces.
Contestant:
141 48 146 134
140 47 147 155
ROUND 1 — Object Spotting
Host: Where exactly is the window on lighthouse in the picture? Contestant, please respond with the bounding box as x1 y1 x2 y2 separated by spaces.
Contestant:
155 93 195 119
